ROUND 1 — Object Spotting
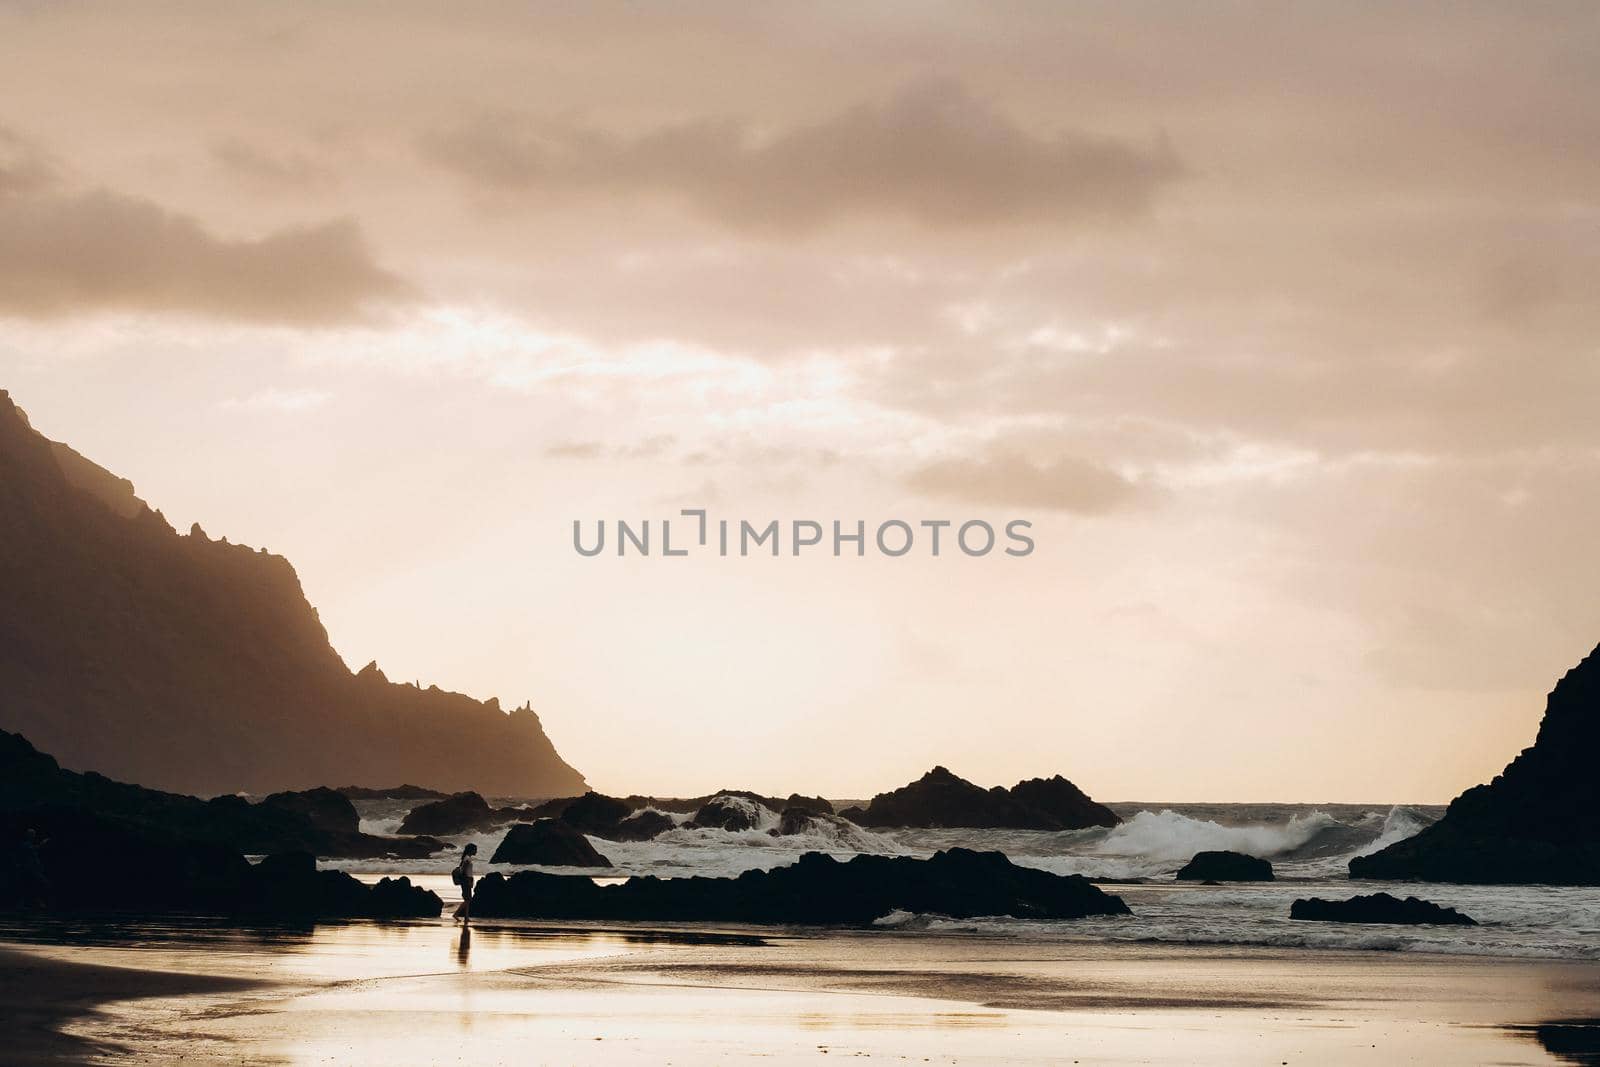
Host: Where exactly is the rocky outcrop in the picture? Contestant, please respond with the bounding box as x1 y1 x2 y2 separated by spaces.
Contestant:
1290 892 1476 926
0 730 439 860
842 767 1120 830
336 784 449 801
237 851 442 918
780 794 835 817
621 790 833 817
553 792 634 835
1008 776 1121 829
0 808 439 918
1176 850 1274 882
397 792 522 836
691 794 765 831
0 390 586 797
612 809 676 841
472 848 1131 924
1350 642 1600 885
489 821 613 867
258 788 361 836
509 791 677 841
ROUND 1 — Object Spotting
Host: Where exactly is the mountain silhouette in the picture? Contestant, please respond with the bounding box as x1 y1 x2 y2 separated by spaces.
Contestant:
0 389 586 797
1351 640 1600 884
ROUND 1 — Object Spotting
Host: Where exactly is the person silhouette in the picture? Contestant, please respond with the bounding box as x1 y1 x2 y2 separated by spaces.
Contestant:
452 843 478 923
17 828 48 909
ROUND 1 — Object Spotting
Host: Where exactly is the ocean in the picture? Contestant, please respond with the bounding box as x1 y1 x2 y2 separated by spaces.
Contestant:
328 798 1600 962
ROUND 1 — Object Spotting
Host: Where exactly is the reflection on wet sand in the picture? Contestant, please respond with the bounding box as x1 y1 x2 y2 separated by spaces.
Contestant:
3 918 1600 1065
1508 1018 1600 1066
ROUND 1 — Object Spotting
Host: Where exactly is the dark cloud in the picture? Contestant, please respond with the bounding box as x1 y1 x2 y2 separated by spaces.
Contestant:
906 450 1140 513
422 78 1181 233
0 189 411 323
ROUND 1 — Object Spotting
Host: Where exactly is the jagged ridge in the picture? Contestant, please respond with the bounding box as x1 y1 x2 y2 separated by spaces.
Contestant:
0 389 586 797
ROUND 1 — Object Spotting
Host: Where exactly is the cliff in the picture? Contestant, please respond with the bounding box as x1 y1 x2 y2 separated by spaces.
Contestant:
1349 641 1600 884
0 389 587 797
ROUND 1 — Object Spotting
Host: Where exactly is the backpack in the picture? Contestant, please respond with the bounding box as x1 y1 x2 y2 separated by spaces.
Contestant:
450 863 464 886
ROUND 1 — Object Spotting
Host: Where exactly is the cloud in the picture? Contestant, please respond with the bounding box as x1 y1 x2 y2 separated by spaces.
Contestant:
544 440 605 459
0 125 56 196
221 387 334 412
422 78 1181 234
210 138 334 190
0 188 411 323
906 450 1140 513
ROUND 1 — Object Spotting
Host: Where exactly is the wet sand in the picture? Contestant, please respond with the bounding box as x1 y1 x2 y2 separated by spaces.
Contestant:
0 947 260 1065
3 917 1599 1064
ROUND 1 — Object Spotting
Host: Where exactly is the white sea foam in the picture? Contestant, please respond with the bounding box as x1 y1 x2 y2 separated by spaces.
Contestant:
1094 809 1344 862
1351 804 1435 858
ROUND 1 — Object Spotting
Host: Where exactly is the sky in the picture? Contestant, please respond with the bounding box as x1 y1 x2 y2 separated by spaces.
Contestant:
2 2 1597 802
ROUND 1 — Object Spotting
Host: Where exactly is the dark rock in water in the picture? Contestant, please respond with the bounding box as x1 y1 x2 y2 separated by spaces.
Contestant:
611 809 675 841
472 847 1131 924
845 766 1119 830
777 806 821 836
692 795 763 831
624 789 829 817
336 784 449 802
773 809 865 839
556 792 634 835
837 805 869 822
0 808 440 918
1008 775 1121 830
0 730 438 860
238 851 441 918
258 788 360 836
1350 641 1600 885
522 795 582 820
475 791 660 841
1290 892 1476 926
398 792 513 836
1176 850 1274 882
0 389 586 798
782 794 834 816
489 821 612 867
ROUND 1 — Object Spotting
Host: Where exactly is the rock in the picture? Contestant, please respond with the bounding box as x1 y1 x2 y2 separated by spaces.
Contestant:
476 791 661 841
1289 892 1477 926
1176 851 1274 882
0 730 439 861
237 852 440 918
472 848 1131 924
781 794 835 816
258 788 361 836
398 792 511 836
490 821 612 867
1350 642 1600 885
1008 775 1121 829
556 792 634 835
691 794 765 831
845 766 1119 830
610 809 675 841
0 809 440 918
335 784 449 801
773 809 866 839
777 806 821 836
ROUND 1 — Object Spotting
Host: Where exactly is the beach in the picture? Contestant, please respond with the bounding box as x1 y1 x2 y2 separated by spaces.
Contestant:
4 912 1599 1065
